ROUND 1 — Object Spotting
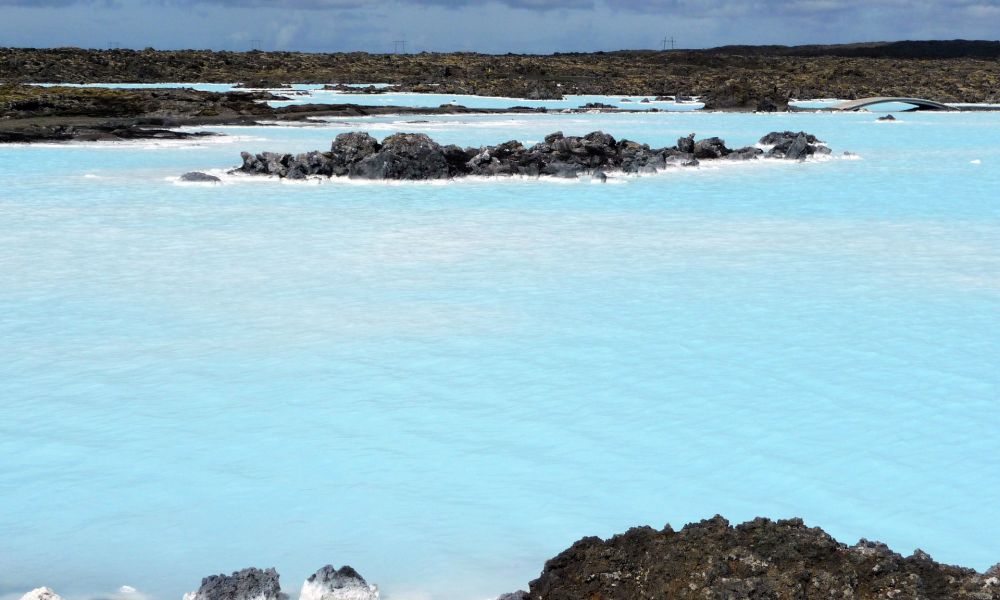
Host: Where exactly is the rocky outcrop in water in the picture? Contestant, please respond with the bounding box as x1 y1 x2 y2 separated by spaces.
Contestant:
180 171 221 182
184 567 288 600
759 130 830 160
528 516 1000 600
232 130 830 181
300 565 379 600
322 84 394 94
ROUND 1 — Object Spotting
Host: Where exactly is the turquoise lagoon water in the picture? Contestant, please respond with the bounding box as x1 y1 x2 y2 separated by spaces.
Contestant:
1 108 999 600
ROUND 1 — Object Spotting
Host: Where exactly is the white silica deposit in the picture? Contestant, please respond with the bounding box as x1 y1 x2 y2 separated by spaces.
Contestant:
19 589 63 600
300 566 379 600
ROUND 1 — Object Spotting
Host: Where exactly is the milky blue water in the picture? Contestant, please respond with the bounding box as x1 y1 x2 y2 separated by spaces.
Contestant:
2 107 999 600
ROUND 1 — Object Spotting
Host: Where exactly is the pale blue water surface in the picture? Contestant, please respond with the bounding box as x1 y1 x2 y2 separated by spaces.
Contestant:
1 106 999 600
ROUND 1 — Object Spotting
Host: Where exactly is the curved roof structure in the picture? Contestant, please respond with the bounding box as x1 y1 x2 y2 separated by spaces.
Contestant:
833 97 958 111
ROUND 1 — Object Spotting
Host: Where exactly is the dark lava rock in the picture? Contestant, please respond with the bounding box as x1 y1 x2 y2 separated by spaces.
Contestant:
184 568 287 600
442 144 475 176
232 129 828 180
759 130 822 145
322 84 392 95
301 565 378 600
879 114 897 121
179 171 221 182
677 133 695 154
756 97 780 112
759 131 829 159
726 146 765 160
529 516 1000 600
579 102 616 109
350 133 449 180
693 136 730 159
496 592 528 600
330 132 380 176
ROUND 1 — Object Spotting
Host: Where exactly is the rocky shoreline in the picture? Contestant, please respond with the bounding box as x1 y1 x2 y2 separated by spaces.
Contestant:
0 84 569 143
4 42 1000 109
223 130 830 182
16 517 999 600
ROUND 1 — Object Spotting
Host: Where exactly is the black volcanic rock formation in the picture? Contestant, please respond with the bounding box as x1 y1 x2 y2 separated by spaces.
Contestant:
184 568 287 600
528 516 1000 600
302 565 379 600
232 130 830 181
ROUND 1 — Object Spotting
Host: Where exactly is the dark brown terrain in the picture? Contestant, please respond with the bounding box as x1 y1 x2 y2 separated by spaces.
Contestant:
526 516 1000 600
3 40 1000 110
3 40 999 141
0 84 547 142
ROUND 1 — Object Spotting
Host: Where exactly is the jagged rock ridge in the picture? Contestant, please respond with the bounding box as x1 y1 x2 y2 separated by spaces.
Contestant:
233 130 830 181
183 567 288 600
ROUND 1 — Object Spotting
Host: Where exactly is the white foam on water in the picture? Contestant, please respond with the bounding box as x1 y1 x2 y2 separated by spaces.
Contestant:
299 580 379 600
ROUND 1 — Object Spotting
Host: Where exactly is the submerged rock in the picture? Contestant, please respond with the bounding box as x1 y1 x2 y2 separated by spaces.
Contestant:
184 567 287 600
528 516 1000 600
300 565 378 600
232 130 830 181
19 588 62 600
180 171 221 183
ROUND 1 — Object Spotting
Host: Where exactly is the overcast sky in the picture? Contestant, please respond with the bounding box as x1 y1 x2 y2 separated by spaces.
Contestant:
1 0 999 53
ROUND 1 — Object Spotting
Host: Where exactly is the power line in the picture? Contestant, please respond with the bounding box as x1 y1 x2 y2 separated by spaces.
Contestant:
661 36 675 51
250 39 262 51
392 40 407 54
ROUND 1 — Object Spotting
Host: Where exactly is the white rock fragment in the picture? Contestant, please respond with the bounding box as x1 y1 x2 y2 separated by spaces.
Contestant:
300 565 378 600
19 589 63 600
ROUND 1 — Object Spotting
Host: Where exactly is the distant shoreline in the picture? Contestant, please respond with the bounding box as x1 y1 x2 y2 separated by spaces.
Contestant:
3 41 1000 111
3 76 998 143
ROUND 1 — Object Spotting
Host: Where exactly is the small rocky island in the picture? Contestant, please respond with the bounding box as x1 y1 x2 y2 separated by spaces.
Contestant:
230 130 830 181
16 517 998 600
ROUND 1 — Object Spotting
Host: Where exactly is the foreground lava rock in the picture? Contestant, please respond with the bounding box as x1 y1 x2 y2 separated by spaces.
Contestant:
233 130 830 181
300 565 379 600
528 516 1000 600
183 568 288 600
180 566 378 600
